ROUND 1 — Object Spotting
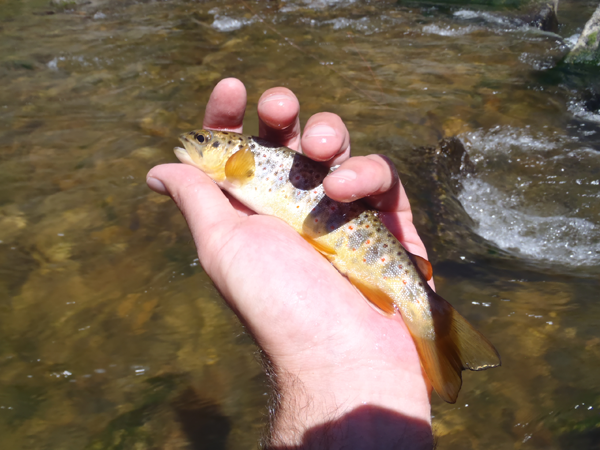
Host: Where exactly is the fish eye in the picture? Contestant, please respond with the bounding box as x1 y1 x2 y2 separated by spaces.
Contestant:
195 134 205 143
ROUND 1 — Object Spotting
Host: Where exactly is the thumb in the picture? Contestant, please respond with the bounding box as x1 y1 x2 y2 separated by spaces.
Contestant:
146 163 240 258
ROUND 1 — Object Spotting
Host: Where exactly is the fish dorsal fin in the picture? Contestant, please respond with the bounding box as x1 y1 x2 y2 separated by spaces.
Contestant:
410 253 433 281
225 146 255 185
347 274 397 316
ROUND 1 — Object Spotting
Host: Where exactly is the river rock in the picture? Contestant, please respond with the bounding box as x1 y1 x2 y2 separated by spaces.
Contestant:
400 137 481 262
526 1 559 33
139 109 178 137
565 4 600 64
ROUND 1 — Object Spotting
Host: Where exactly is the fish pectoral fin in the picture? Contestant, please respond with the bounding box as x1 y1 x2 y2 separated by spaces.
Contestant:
225 146 255 185
301 234 336 260
409 253 433 281
347 274 397 316
409 291 501 403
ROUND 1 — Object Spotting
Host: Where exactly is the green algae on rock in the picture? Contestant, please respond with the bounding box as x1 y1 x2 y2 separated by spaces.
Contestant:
565 4 600 64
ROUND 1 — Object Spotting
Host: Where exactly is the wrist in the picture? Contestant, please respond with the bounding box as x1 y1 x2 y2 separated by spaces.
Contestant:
264 353 432 449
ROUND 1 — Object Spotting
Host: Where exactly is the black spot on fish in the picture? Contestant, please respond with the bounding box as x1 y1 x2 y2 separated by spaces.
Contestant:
222 131 229 135
212 141 220 148
228 140 232 144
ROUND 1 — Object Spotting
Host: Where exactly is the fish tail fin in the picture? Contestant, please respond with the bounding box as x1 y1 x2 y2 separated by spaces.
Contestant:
409 292 501 403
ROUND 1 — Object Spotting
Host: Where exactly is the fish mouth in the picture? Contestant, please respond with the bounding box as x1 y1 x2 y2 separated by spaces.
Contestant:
174 146 194 165
176 133 199 156
175 129 213 167
174 135 196 165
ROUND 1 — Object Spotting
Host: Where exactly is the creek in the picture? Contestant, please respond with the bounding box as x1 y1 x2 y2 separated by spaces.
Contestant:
0 0 599 448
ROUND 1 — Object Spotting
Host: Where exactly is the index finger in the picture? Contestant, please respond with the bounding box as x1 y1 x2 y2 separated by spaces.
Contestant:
203 78 247 132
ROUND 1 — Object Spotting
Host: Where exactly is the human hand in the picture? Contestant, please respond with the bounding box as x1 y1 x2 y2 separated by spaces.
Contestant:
147 78 433 449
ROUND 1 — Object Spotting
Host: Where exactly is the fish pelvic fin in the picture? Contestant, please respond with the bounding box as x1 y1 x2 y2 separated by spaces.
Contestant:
410 291 501 403
300 236 395 317
225 146 255 185
301 234 337 259
347 274 396 316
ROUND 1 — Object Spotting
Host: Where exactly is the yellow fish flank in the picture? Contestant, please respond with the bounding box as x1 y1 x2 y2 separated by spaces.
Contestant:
175 129 501 403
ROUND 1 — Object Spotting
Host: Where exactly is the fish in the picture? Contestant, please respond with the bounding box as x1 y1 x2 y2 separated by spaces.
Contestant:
174 128 501 403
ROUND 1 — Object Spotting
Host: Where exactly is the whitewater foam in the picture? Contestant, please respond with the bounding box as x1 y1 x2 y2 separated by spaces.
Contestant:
323 16 371 31
460 126 563 159
459 178 600 265
453 9 513 27
457 127 600 266
568 100 600 123
422 24 477 36
212 16 254 32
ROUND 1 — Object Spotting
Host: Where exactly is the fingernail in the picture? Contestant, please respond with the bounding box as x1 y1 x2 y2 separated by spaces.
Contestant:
326 169 356 183
304 124 337 138
260 93 295 106
147 176 168 195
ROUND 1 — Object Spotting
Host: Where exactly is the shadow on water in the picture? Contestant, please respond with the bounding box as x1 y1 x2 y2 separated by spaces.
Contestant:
172 388 231 450
265 405 433 450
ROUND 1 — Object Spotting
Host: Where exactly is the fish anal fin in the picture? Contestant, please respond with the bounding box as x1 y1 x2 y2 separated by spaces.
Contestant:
347 274 397 316
407 291 501 403
225 146 255 185
449 304 501 371
411 332 462 403
409 253 433 281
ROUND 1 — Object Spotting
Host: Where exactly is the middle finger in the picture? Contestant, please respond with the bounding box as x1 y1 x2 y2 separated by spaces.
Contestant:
257 87 301 149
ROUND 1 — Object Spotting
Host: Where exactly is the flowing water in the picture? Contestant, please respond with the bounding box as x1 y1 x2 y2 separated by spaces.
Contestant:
1 0 599 448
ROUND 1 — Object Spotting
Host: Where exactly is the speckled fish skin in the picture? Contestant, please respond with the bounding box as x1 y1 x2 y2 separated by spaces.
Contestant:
175 129 501 403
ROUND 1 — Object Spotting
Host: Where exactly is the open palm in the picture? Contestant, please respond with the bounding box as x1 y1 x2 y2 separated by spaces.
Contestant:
147 78 433 448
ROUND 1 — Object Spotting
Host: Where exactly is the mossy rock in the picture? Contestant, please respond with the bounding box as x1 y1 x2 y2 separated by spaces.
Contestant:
565 5 600 65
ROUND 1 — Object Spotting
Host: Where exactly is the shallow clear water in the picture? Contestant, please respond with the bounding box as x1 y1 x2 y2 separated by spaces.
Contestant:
1 0 599 448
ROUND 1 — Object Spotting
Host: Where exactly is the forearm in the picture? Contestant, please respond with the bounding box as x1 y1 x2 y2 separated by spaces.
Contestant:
262 359 434 450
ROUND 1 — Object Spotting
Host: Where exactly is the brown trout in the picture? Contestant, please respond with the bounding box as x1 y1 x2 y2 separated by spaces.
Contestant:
175 129 500 403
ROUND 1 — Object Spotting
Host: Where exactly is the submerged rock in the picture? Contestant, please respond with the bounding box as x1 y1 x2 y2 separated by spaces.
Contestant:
565 4 600 64
139 109 178 137
398 137 483 262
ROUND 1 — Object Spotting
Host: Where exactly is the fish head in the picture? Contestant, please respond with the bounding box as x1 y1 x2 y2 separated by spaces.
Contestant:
175 129 246 182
